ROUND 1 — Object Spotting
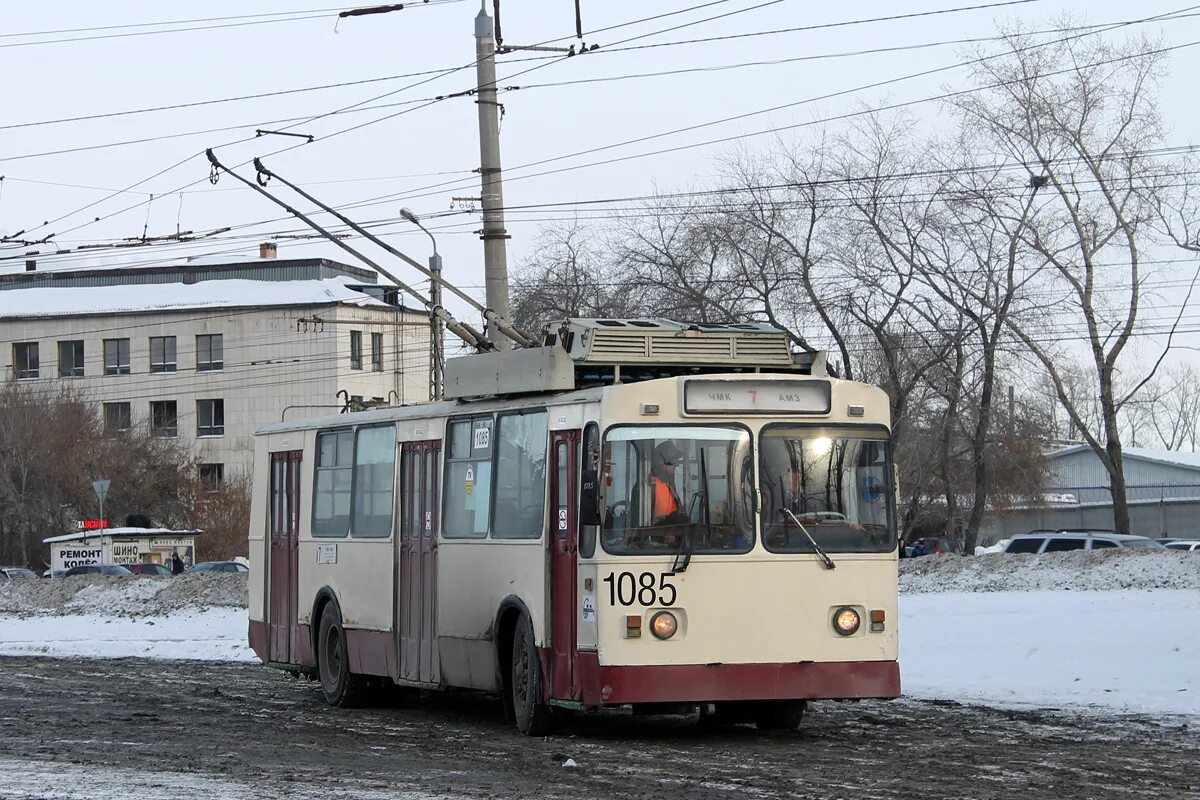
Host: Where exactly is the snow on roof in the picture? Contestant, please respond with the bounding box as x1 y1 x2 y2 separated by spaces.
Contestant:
0 276 390 319
43 528 202 544
1048 444 1200 471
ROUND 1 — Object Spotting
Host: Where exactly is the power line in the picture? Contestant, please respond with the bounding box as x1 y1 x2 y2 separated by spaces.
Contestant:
0 1 464 50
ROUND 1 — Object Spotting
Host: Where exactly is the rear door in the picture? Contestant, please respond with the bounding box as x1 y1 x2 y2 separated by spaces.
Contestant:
549 430 581 700
399 441 441 685
268 450 302 664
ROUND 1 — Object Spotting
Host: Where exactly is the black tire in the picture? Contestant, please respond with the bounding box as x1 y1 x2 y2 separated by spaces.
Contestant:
755 701 805 731
510 615 553 736
317 604 368 707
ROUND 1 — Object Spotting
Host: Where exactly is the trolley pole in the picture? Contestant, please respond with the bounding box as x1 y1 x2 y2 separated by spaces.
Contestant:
474 1 513 350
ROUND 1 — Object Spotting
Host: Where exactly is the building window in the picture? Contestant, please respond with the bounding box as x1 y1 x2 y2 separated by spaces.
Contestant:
103 338 130 375
196 334 223 372
351 425 396 538
370 332 384 372
350 330 363 370
103 402 131 434
491 411 548 539
150 400 178 437
199 463 224 492
149 336 177 373
13 342 39 379
57 341 85 378
313 430 353 537
443 416 493 539
196 399 225 437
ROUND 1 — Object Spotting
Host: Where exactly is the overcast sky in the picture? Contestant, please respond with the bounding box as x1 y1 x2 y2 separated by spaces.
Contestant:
2 0 1197 365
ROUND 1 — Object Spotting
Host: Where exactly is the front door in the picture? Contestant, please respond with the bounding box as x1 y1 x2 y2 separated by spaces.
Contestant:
268 450 301 664
399 441 441 684
550 430 581 700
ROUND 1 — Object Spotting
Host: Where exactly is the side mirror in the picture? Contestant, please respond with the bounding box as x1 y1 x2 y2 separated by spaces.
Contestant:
579 468 601 526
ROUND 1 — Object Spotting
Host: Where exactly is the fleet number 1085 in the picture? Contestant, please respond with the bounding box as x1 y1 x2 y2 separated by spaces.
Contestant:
602 571 677 607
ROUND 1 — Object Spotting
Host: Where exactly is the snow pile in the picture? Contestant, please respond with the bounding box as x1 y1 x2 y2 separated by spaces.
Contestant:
0 609 255 662
0 573 247 618
900 549 1200 594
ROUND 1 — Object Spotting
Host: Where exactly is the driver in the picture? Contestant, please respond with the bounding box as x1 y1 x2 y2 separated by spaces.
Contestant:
650 441 688 527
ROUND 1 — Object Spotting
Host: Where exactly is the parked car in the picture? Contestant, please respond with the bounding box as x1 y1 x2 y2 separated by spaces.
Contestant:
1003 530 1167 553
41 569 66 579
187 561 249 574
1155 538 1182 545
0 567 38 580
1164 540 1200 552
126 563 173 576
63 564 134 577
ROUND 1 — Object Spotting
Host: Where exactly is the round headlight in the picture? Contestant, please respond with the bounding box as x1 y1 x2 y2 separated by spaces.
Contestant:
833 607 861 636
649 610 678 640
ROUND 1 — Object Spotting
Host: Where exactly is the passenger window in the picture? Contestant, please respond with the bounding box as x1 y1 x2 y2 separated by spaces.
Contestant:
351 425 396 538
313 430 353 537
492 411 548 539
579 423 600 558
1005 538 1044 554
443 417 493 538
1090 539 1117 549
1044 538 1085 552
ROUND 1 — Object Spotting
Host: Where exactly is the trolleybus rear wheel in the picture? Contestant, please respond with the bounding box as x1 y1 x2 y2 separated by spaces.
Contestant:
755 700 805 731
511 615 552 736
317 604 367 707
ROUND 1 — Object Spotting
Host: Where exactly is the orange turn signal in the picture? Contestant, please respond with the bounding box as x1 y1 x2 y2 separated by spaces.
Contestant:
870 610 886 623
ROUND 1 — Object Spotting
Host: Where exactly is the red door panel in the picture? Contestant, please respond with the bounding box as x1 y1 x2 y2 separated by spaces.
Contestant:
268 450 301 664
550 430 580 700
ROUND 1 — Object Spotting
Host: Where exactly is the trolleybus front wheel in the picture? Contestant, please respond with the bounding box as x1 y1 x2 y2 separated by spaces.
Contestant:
511 615 553 736
755 700 805 731
317 604 368 708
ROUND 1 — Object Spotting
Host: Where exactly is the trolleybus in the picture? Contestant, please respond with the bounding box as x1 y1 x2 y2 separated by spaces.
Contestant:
247 319 900 734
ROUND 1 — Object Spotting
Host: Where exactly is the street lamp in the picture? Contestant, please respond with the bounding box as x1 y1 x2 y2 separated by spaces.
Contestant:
400 208 444 400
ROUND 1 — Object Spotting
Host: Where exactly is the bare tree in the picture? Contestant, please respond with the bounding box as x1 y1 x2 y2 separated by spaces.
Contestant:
509 219 637 334
953 28 1194 532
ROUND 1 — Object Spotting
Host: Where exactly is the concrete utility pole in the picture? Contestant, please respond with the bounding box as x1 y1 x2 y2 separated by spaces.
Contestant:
474 0 513 350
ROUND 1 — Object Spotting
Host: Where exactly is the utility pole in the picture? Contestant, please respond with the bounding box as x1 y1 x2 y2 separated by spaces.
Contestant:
474 1 513 350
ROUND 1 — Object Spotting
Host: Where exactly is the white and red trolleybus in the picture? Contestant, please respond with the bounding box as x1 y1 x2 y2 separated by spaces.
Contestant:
247 319 900 734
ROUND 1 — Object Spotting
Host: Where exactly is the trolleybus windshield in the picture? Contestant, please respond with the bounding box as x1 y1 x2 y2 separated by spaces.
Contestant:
600 425 754 555
759 427 895 553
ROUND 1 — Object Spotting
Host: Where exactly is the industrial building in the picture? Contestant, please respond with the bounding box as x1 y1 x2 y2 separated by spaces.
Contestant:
981 444 1200 540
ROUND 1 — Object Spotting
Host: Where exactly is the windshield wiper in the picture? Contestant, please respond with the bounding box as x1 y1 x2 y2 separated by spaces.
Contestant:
673 447 709 573
781 508 836 569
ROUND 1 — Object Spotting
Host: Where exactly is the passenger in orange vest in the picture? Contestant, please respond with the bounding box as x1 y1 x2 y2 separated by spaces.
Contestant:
650 441 687 526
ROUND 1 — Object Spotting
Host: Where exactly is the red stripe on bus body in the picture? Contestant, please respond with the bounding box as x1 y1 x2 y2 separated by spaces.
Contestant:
575 654 900 706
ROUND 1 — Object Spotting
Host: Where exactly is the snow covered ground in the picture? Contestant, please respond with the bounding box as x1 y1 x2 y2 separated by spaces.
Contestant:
0 554 1197 718
900 589 1199 717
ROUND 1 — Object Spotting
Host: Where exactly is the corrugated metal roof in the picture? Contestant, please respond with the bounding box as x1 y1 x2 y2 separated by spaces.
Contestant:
1048 444 1200 471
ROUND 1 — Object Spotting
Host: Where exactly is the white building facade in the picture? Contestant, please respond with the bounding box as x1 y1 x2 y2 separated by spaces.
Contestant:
0 254 432 483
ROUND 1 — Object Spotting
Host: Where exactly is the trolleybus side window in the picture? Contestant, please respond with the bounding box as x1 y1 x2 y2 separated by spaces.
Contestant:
443 416 493 539
600 425 754 555
492 410 548 539
350 424 396 538
759 427 894 554
579 423 600 558
313 430 353 538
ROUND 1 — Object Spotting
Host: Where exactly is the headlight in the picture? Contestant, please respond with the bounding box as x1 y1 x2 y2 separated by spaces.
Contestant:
833 607 861 636
649 610 678 640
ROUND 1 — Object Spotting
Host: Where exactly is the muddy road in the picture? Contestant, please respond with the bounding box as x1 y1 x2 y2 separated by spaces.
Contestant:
0 658 1196 800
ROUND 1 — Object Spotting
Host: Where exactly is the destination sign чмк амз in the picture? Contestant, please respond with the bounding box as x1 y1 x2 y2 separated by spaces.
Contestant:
684 379 831 415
